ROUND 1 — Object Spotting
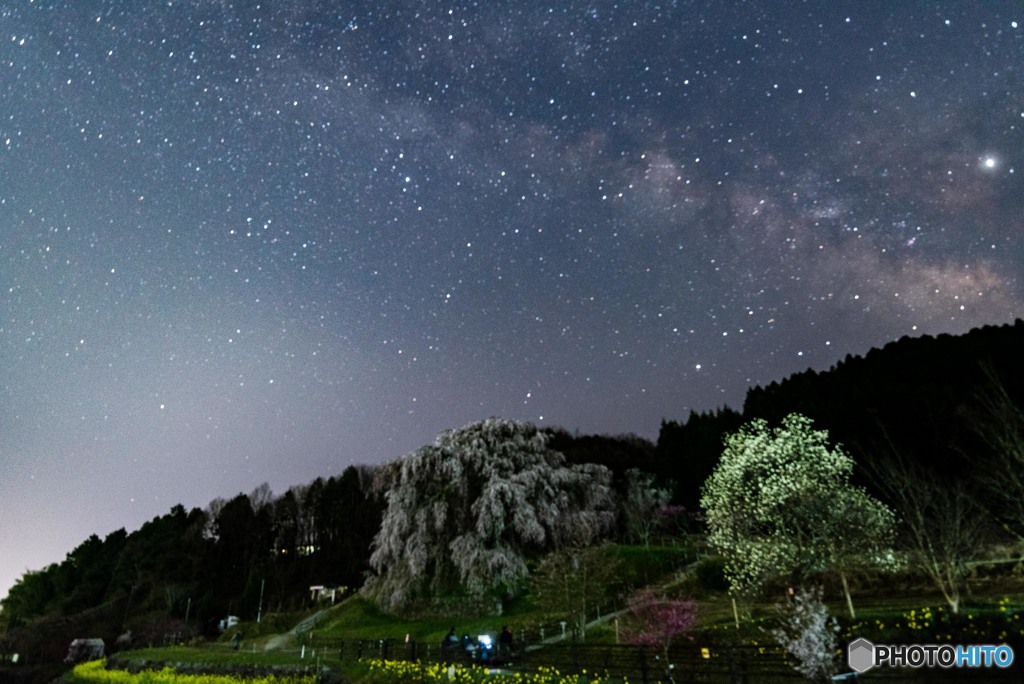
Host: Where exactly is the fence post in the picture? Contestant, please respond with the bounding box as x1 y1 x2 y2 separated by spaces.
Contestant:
727 644 739 684
639 646 649 684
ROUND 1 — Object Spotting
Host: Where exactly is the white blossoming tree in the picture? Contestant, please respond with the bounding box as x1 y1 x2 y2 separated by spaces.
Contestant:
770 584 840 683
700 414 896 618
363 418 617 613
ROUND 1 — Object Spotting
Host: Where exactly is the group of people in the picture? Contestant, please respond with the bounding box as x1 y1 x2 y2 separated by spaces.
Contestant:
441 625 516 664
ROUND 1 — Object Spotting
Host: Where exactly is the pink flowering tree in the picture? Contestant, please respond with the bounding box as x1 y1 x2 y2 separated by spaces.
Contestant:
621 587 697 665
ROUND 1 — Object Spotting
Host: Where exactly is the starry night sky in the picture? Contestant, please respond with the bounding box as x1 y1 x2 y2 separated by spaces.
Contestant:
1 1 1021 601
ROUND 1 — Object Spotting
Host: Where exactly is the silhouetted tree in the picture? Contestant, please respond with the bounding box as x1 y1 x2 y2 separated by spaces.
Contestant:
272 488 300 557
530 544 621 640
1 569 56 630
656 408 743 511
108 505 206 619
315 466 384 588
958 362 1024 543
620 469 672 547
865 444 989 615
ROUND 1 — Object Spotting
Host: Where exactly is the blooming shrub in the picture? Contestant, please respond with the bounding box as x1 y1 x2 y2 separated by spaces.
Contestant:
769 585 839 683
621 587 697 662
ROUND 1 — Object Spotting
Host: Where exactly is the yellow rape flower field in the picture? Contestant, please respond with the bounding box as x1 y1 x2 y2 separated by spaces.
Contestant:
68 659 317 684
362 659 622 683
69 658 630 684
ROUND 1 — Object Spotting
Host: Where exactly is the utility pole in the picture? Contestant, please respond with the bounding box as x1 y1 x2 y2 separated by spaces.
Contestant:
257 578 265 623
122 584 137 632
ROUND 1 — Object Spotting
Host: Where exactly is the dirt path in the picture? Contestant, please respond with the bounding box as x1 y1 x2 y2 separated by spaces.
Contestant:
262 605 339 651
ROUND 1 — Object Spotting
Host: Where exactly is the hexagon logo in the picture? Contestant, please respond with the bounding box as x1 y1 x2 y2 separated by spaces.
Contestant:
848 637 876 673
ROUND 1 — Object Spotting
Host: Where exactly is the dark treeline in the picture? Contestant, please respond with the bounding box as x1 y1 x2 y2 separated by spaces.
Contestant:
4 319 1024 664
0 466 384 660
653 319 1024 512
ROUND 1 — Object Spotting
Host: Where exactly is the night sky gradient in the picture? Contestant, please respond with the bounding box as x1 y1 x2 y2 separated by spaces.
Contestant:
2 1 1022 601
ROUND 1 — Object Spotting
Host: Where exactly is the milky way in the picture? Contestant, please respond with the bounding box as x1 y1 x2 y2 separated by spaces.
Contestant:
1 2 1021 600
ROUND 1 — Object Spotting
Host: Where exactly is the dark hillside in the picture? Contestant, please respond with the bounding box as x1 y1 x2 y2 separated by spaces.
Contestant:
743 319 1024 478
657 319 1024 506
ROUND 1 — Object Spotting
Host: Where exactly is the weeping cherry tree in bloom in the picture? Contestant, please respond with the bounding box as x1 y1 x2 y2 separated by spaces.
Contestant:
700 414 896 618
363 418 616 612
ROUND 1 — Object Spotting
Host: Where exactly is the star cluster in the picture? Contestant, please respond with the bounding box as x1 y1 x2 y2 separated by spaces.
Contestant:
1 2 1021 599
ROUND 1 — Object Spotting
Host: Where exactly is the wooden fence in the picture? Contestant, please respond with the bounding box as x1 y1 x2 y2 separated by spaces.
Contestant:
155 631 1021 683
328 636 1021 682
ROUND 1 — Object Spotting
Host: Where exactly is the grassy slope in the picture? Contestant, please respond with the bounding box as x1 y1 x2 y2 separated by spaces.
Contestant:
109 545 1024 682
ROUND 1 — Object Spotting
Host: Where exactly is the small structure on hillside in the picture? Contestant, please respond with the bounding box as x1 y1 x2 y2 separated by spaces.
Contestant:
65 638 105 662
218 615 240 632
115 631 133 650
309 585 347 603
